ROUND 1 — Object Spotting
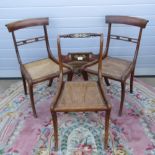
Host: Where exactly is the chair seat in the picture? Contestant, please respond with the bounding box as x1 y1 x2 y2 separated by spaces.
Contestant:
86 57 132 81
54 81 107 112
24 58 69 81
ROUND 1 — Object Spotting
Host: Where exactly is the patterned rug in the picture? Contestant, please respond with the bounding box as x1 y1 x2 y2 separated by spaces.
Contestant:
0 76 155 155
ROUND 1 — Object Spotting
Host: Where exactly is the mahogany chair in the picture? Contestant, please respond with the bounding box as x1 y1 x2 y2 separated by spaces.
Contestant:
6 18 73 117
81 15 148 116
51 33 111 150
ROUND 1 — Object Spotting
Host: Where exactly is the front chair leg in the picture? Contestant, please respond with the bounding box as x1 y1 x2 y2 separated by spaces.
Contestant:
21 73 27 95
130 70 134 93
104 77 110 86
119 82 126 116
104 109 111 149
28 84 37 118
48 79 53 87
81 70 88 81
52 112 58 151
67 71 73 81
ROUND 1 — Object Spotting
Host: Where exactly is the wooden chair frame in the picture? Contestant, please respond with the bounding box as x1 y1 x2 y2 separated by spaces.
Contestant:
51 33 111 151
81 15 148 116
6 17 73 117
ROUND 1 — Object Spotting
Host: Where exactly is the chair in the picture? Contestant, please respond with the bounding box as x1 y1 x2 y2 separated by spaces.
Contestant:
51 33 111 150
6 18 73 117
81 15 148 116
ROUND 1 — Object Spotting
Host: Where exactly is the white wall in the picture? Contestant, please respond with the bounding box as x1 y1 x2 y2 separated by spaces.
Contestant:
0 0 155 77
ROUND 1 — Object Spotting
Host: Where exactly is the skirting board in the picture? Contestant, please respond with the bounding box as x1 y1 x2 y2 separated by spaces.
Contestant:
0 67 155 78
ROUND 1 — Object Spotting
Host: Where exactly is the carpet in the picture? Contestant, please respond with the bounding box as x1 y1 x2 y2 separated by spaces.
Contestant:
0 76 155 155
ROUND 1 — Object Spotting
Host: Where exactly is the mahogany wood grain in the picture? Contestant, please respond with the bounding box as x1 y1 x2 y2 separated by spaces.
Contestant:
81 15 148 116
51 33 111 150
6 18 73 117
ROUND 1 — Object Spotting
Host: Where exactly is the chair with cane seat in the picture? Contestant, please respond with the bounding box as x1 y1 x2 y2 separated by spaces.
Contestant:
81 15 148 116
6 17 73 117
51 33 111 150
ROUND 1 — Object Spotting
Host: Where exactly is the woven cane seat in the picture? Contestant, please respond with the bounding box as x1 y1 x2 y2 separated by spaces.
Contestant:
86 57 132 81
55 81 107 112
24 58 69 81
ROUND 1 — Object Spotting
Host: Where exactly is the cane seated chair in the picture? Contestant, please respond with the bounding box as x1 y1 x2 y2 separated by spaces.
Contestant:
81 15 148 116
51 33 111 150
6 18 73 117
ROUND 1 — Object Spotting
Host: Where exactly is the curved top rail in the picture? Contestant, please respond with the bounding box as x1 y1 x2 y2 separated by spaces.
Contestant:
106 15 148 28
6 17 49 32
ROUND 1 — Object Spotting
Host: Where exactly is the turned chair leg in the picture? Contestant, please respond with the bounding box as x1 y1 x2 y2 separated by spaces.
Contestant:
52 112 58 151
119 82 126 116
104 109 111 149
81 70 88 81
130 70 134 93
67 72 73 81
21 73 27 95
104 77 110 86
48 79 53 87
28 84 37 118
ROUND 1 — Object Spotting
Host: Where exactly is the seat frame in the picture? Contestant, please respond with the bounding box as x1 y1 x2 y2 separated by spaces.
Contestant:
51 33 112 151
81 15 148 116
6 17 73 117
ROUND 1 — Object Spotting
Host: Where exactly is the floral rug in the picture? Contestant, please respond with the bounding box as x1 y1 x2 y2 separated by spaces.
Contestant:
0 76 155 155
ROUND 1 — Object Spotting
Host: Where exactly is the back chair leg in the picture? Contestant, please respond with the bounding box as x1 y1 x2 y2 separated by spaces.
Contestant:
119 82 126 116
67 72 73 81
21 73 27 95
104 109 111 149
52 112 58 151
104 77 110 86
28 84 37 118
130 70 134 93
48 79 53 87
81 70 88 81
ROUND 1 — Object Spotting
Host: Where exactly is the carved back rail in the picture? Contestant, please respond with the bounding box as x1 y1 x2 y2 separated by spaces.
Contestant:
5 18 54 65
16 36 45 46
104 15 148 64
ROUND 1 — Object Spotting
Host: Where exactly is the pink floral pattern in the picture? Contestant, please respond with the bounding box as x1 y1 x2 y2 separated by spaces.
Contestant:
0 77 155 155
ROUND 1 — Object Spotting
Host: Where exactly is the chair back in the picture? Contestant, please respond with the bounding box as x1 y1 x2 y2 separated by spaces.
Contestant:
6 17 54 65
105 15 148 66
57 33 103 79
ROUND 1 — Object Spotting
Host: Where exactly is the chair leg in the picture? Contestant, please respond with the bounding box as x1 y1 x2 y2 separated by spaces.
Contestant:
28 84 37 118
67 71 73 81
104 109 111 149
52 112 58 151
81 70 88 81
130 70 134 93
104 77 110 86
21 73 27 95
48 79 53 87
119 82 126 116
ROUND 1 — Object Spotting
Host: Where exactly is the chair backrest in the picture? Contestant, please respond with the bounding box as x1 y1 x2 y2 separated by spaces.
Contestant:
57 33 104 79
6 17 55 65
105 15 148 65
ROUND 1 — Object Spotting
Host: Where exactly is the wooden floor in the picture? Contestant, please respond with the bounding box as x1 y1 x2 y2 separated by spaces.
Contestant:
0 79 20 94
0 77 155 94
137 77 155 87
